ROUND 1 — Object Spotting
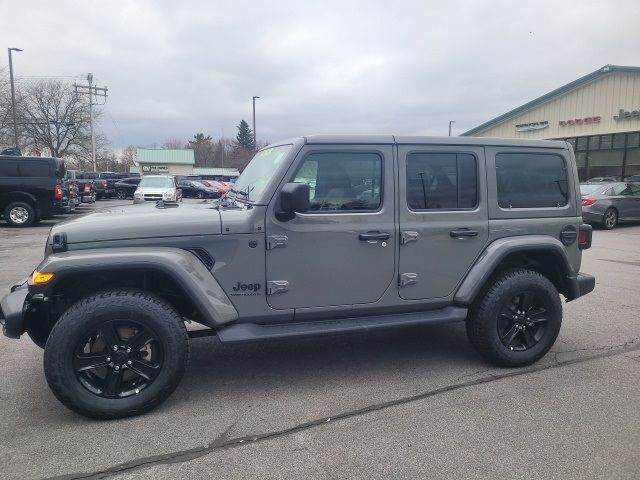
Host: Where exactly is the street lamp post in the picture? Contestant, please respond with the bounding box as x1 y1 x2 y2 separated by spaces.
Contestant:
252 95 260 149
8 47 22 149
448 120 455 137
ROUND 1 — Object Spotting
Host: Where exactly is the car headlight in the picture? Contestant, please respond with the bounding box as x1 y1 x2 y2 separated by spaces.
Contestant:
134 191 142 197
163 191 174 200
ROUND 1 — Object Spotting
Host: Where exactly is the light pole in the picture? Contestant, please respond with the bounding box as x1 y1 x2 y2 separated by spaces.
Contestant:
448 120 455 137
8 47 22 149
252 95 260 149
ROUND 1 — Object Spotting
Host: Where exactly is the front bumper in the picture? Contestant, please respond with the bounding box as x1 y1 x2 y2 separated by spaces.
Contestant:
0 283 29 339
566 272 595 301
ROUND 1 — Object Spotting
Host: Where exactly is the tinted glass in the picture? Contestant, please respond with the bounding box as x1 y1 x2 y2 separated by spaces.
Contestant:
600 135 612 149
139 177 174 188
628 133 640 148
576 137 588 151
608 183 630 196
580 184 603 195
406 152 477 210
613 134 626 149
0 160 19 177
293 152 382 211
496 153 568 208
589 136 600 150
19 160 50 177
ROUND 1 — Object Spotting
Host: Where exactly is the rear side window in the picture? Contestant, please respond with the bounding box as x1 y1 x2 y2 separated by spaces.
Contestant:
496 153 568 208
406 152 477 210
19 160 50 177
0 160 19 177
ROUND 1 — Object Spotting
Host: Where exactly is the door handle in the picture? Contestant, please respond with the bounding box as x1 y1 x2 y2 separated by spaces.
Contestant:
450 228 479 238
358 231 390 241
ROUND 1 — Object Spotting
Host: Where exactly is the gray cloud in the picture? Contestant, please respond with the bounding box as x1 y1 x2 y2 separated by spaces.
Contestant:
4 0 639 147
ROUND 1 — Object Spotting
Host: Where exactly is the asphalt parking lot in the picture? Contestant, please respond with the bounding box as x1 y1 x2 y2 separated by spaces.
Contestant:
1 199 639 480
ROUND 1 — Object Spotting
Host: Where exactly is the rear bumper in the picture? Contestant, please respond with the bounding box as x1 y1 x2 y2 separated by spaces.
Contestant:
566 272 595 301
0 283 29 339
582 210 603 224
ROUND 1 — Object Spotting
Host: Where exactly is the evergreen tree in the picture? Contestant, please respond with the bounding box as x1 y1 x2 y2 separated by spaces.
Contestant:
235 120 255 150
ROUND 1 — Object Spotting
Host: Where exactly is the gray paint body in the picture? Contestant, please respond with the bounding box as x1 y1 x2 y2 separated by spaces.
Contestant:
580 182 640 225
6 135 592 340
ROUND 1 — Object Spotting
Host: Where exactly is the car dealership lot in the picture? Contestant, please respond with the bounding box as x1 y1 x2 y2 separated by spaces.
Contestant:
1 201 639 479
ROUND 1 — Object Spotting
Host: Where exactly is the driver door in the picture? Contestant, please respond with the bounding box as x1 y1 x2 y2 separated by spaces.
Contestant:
265 144 396 310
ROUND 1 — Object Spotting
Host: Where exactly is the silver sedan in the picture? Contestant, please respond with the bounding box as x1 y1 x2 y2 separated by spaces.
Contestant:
580 182 640 229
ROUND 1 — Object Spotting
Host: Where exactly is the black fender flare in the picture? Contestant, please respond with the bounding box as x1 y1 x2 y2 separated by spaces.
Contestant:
454 236 579 305
31 247 238 328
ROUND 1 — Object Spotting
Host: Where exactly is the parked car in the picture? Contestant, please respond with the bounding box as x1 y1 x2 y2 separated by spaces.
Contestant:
114 177 141 199
178 179 220 198
580 182 640 229
0 155 67 227
133 175 181 203
66 170 96 203
0 136 595 419
623 174 640 182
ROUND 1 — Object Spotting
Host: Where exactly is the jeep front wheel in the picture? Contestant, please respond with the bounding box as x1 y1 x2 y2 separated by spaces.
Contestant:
44 290 189 419
466 268 562 367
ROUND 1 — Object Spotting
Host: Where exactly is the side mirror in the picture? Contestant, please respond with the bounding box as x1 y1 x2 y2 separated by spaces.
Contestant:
277 183 310 221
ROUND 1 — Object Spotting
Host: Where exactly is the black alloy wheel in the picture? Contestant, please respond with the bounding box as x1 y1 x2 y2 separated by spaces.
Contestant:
73 319 163 398
602 208 618 229
497 291 548 351
116 189 127 199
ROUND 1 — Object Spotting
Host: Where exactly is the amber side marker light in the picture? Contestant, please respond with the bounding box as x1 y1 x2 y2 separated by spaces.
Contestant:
31 271 55 284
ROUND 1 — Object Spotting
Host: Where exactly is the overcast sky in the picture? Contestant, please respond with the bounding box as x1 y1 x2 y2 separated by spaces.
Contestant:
3 0 639 148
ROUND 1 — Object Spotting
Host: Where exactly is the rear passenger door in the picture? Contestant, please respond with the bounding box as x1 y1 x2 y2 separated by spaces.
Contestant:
398 145 488 300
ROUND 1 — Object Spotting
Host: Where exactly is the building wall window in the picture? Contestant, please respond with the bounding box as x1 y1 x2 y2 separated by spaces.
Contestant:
560 131 640 181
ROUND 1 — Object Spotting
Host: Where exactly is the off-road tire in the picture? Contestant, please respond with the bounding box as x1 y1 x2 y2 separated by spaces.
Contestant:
466 268 562 367
44 290 189 419
4 201 35 227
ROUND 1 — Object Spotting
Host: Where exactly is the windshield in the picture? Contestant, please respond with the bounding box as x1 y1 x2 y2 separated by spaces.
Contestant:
580 184 604 195
139 177 174 188
232 145 292 201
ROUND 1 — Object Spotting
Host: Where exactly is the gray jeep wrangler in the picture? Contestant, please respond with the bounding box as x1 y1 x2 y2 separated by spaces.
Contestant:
1 135 595 419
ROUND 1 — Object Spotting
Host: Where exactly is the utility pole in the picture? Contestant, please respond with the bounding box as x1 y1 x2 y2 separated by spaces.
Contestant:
8 47 22 149
448 120 455 137
252 96 260 149
74 73 108 171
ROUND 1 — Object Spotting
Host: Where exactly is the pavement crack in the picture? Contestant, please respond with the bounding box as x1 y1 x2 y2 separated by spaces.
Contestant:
47 342 640 480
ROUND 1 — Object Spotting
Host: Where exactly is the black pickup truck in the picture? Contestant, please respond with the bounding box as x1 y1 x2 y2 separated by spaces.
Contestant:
0 155 69 227
75 171 119 199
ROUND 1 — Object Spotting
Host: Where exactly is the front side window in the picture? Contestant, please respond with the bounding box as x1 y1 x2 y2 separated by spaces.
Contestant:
496 153 568 208
293 152 382 212
406 152 477 210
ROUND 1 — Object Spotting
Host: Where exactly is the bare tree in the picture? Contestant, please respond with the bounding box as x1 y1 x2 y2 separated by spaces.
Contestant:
188 133 215 167
162 138 184 149
20 79 94 158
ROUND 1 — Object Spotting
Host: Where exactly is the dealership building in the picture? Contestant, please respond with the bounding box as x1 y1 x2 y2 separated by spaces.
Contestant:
462 65 640 181
131 149 239 180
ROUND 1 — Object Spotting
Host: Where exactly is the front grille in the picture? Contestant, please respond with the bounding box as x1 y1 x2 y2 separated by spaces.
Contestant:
143 194 163 201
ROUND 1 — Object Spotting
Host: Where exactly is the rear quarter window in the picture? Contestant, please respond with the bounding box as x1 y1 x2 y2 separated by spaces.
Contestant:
0 160 19 177
19 160 51 177
496 153 569 208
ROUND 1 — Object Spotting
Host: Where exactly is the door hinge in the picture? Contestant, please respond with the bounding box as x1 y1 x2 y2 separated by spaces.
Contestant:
267 280 289 295
266 234 288 250
399 273 419 287
400 231 419 245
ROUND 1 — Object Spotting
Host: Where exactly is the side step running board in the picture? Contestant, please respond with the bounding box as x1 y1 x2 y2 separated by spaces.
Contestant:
216 306 467 343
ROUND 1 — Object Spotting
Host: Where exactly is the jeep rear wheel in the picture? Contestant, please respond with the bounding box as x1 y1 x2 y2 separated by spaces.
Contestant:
44 290 189 419
466 268 561 367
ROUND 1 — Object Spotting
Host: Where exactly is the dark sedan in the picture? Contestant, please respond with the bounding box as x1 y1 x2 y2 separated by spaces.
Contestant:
580 182 640 229
114 177 141 199
177 180 220 199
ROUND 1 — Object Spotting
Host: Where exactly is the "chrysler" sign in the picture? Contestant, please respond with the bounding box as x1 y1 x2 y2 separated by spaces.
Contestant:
515 121 549 132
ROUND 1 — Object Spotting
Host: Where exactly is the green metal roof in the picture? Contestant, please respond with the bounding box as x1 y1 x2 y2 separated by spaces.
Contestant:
129 165 140 174
135 148 195 165
192 167 240 177
462 65 640 137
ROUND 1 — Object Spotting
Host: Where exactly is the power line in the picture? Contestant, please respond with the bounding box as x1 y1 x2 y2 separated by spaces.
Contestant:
74 73 108 172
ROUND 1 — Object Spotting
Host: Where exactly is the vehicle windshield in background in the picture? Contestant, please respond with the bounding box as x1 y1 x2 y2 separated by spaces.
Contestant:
139 177 174 188
232 145 292 201
580 184 605 195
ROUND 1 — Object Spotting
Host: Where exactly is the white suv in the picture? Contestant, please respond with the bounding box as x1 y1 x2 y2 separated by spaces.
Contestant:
133 175 181 203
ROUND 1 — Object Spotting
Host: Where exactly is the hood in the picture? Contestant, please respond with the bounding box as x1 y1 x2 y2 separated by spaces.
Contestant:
49 202 222 245
135 187 175 194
